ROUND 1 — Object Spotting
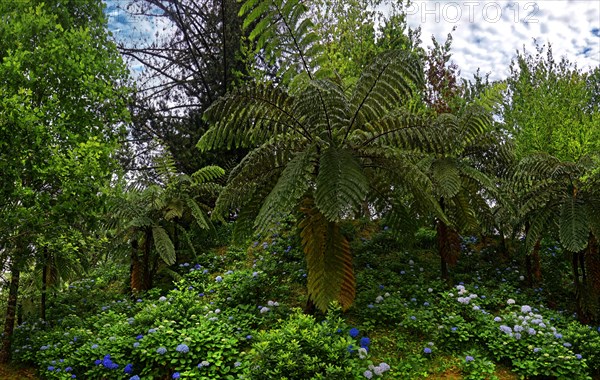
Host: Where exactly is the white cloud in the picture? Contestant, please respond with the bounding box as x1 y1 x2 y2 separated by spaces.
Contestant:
405 0 600 80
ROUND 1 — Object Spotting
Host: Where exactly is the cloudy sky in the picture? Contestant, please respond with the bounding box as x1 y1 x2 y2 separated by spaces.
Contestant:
104 0 600 81
404 0 600 80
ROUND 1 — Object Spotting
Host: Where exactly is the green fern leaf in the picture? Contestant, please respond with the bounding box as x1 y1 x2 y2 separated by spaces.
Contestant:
525 207 556 254
192 165 225 184
315 146 368 222
560 195 589 252
185 198 212 231
433 158 461 199
152 226 176 265
348 50 424 134
299 199 354 312
255 145 316 233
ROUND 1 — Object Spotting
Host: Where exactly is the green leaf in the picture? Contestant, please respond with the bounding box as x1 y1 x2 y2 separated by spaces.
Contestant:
560 195 589 252
152 226 176 265
255 146 316 233
315 146 367 222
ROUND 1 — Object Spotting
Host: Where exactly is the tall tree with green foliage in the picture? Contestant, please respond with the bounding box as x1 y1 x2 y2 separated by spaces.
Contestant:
0 0 129 361
503 44 600 321
117 0 249 177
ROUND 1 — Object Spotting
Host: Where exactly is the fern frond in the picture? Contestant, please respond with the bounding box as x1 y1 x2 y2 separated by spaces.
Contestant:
299 199 354 311
163 199 184 221
185 198 212 231
448 190 479 231
200 85 305 151
525 207 556 254
255 145 317 233
191 165 225 184
315 146 368 222
457 105 492 147
212 138 295 222
348 50 424 137
232 179 277 244
152 226 176 265
240 0 323 81
433 158 461 199
358 111 440 152
560 195 589 252
293 79 349 136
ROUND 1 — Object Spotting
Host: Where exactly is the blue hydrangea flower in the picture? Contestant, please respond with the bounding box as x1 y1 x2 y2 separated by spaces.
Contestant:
65 367 72 372
360 337 370 348
465 356 474 362
136 335 143 340
363 370 373 379
575 354 582 359
215 276 223 282
48 366 55 371
176 344 189 353
423 347 432 354
157 347 167 355
124 363 134 374
130 376 140 380
349 328 359 338
172 372 180 379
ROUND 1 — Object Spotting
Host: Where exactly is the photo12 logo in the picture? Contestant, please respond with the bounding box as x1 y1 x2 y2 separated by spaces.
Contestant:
405 1 540 23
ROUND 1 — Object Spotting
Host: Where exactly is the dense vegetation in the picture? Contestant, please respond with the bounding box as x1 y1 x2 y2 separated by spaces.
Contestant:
1 0 599 379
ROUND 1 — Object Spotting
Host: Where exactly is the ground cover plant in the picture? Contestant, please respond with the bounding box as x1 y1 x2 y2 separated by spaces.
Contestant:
6 224 600 379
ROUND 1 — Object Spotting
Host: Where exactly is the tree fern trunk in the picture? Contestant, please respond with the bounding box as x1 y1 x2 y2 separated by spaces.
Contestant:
585 234 600 322
525 238 542 287
41 248 48 321
130 239 143 296
143 228 153 291
0 262 20 363
437 220 460 282
586 234 600 293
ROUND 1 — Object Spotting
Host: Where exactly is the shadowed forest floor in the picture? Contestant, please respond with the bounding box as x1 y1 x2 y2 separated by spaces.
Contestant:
0 363 38 379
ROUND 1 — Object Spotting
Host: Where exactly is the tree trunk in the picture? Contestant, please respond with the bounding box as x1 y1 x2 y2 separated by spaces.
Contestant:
130 239 143 296
0 263 21 363
437 220 460 282
525 238 542 287
41 248 48 321
143 228 153 291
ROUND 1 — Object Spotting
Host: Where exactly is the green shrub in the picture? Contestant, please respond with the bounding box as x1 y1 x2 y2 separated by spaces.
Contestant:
246 309 381 379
